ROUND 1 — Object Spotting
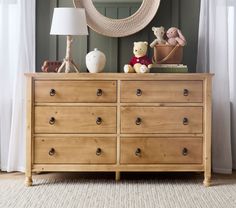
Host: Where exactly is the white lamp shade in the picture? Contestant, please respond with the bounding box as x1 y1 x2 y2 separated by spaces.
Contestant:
50 8 88 36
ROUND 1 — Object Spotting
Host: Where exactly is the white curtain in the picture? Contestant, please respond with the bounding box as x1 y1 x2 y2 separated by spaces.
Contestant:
0 0 35 172
197 0 236 173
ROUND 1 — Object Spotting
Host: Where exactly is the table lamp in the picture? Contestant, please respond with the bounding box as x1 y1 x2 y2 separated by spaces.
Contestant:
50 8 88 73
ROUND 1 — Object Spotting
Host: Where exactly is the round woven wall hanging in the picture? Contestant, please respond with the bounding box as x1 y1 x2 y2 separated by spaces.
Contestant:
73 0 161 37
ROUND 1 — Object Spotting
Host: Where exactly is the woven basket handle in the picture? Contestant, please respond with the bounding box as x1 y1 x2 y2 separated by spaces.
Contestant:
153 44 180 64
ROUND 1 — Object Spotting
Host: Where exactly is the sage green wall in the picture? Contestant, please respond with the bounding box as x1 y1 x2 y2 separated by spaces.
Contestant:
36 0 200 72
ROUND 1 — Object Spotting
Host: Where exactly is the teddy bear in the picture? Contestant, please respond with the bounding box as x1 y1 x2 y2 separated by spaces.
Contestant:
150 26 167 48
124 41 153 73
166 27 186 46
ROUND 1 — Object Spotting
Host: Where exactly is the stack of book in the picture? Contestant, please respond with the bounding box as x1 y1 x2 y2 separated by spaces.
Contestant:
151 64 188 73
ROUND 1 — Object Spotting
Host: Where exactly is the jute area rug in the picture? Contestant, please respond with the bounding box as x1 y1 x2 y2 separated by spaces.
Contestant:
0 172 236 208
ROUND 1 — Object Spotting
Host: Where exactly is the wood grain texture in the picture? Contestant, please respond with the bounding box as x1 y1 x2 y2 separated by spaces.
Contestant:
116 80 121 180
25 73 214 80
25 76 33 186
25 73 212 186
203 76 212 186
34 137 116 164
35 80 117 103
35 106 117 134
121 106 203 134
120 137 203 164
121 81 203 103
32 164 204 172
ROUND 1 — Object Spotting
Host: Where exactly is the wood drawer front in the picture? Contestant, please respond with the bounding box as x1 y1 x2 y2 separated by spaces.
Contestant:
121 107 203 134
120 137 203 164
34 137 116 164
35 81 117 103
35 106 116 134
121 81 203 103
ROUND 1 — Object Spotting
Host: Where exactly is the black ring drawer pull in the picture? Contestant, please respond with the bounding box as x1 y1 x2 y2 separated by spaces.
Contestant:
135 117 142 125
97 89 103 96
135 148 142 157
136 89 142 96
96 117 102 125
50 89 56 96
183 89 189 96
183 117 189 125
96 148 102 156
49 117 56 125
182 148 188 156
48 148 55 156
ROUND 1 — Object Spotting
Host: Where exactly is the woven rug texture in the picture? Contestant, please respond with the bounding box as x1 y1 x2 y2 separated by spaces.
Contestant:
0 174 236 208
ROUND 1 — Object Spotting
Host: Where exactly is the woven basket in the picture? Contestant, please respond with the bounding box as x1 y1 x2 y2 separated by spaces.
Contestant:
153 45 183 64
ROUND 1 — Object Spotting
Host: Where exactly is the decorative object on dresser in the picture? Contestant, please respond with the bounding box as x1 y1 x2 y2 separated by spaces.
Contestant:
166 27 187 46
25 73 213 187
151 64 188 73
86 48 106 73
150 26 186 65
153 44 184 64
41 61 62 73
124 41 153 73
150 26 167 48
73 0 160 37
50 8 88 73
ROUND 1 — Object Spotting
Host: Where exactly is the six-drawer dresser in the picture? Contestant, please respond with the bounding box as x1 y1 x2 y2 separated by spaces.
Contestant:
25 73 213 186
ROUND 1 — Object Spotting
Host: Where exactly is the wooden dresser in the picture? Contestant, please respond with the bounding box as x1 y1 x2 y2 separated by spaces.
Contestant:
25 73 213 186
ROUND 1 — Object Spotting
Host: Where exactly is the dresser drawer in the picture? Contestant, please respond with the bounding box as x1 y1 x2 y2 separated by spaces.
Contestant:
121 81 203 103
34 137 116 164
35 106 116 134
35 81 117 103
120 137 202 164
121 107 203 134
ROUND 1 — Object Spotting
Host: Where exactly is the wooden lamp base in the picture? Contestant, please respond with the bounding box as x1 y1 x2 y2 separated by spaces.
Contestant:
57 35 80 73
57 58 79 73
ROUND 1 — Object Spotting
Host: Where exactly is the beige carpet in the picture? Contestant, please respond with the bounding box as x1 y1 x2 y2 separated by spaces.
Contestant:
0 172 236 208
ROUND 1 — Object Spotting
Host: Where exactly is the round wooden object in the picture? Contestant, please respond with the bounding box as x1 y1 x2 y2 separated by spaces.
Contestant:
73 0 161 37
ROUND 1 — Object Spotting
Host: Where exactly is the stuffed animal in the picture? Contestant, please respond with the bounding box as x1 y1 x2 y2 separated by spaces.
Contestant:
166 27 186 46
150 26 167 48
124 41 153 73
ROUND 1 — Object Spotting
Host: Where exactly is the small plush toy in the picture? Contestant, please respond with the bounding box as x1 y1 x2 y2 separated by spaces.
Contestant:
150 26 167 48
124 41 153 74
166 27 186 46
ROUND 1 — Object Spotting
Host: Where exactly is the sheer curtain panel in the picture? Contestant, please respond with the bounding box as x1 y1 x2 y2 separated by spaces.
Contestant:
197 0 236 173
0 0 35 171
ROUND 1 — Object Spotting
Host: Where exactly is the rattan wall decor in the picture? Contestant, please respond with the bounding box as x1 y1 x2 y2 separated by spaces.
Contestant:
73 0 161 37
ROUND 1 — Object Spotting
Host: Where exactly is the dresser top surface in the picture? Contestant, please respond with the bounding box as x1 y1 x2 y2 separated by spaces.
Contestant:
25 73 214 80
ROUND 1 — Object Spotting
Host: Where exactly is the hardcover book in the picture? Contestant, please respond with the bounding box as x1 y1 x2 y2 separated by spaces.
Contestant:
151 64 188 73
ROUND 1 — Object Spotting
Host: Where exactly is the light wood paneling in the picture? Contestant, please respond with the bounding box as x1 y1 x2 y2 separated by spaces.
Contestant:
121 106 203 134
34 137 117 164
120 137 203 164
121 81 203 103
35 80 117 103
35 106 117 134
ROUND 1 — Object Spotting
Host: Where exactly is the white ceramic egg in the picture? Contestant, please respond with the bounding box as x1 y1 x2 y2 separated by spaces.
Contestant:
86 48 106 73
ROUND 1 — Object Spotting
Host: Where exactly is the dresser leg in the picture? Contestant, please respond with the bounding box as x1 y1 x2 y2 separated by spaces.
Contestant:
203 175 211 187
25 176 33 187
115 172 120 181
